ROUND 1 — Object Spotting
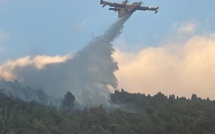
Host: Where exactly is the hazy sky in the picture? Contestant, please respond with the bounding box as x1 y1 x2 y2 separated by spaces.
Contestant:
0 0 215 98
0 0 214 61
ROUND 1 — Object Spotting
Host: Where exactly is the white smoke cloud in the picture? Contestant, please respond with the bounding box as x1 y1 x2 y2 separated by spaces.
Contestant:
114 33 215 99
0 15 131 107
176 21 198 34
0 55 71 80
2 17 214 106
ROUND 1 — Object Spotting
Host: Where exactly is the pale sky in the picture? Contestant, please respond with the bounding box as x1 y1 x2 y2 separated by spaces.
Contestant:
0 0 214 61
0 0 215 99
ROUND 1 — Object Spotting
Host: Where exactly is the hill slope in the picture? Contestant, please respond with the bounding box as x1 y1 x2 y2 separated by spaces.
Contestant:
0 89 215 134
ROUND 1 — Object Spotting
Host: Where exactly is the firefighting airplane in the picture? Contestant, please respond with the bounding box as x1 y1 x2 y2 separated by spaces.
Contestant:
100 0 159 18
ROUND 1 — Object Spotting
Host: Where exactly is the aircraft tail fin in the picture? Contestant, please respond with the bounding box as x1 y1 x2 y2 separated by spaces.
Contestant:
121 0 128 5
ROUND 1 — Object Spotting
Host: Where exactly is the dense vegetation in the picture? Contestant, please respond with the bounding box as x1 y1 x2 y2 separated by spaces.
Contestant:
0 88 215 134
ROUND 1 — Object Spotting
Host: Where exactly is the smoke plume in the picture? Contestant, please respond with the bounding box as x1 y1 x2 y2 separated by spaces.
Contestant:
114 33 215 99
3 14 131 107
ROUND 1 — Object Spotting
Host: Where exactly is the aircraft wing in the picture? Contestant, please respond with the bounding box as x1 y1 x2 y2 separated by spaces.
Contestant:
138 6 159 11
100 0 125 8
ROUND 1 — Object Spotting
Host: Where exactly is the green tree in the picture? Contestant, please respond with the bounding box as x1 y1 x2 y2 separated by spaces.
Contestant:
60 91 75 111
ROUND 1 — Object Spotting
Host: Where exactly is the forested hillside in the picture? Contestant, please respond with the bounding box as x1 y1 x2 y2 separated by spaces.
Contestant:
0 89 215 134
